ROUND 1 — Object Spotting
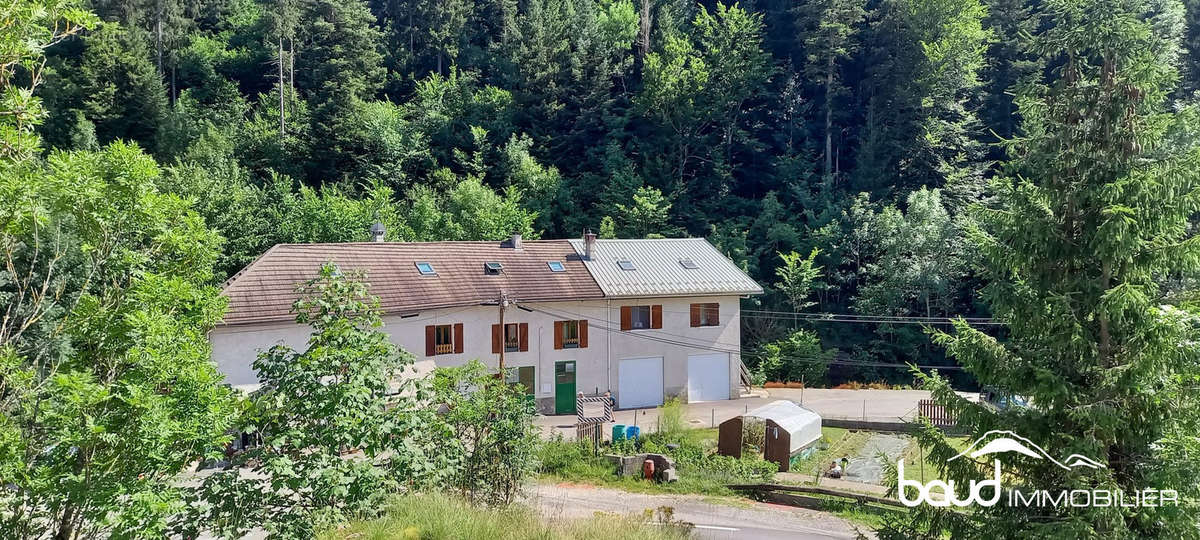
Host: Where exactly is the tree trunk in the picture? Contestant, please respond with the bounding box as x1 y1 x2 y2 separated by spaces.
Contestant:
823 54 833 179
54 504 76 540
279 36 286 137
639 0 651 59
289 38 295 92
155 1 164 76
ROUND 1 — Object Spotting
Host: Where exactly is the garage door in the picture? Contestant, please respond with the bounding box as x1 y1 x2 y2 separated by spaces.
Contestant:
618 357 664 409
687 353 730 402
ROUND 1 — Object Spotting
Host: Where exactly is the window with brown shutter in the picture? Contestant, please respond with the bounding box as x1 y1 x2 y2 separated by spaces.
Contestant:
453 323 464 353
562 321 580 348
623 306 653 330
431 324 454 355
491 324 502 354
690 303 719 327
502 323 520 352
554 320 587 348
518 323 529 352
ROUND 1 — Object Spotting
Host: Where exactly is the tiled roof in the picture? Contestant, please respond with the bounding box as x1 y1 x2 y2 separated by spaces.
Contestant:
567 238 763 298
219 241 603 325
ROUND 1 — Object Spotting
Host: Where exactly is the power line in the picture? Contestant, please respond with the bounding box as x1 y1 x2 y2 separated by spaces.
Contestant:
741 310 1002 326
744 309 993 321
523 304 965 371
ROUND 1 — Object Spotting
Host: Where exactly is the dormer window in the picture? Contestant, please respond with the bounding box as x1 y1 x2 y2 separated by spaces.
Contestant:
616 260 636 271
415 262 436 275
484 261 504 275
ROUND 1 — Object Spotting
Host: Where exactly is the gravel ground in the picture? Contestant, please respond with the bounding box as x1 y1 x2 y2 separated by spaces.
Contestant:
843 433 908 485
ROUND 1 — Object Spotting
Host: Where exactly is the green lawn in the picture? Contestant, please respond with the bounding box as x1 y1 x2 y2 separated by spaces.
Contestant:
897 436 970 482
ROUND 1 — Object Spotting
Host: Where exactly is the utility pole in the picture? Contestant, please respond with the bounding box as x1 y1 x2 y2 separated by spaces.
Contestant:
498 291 510 372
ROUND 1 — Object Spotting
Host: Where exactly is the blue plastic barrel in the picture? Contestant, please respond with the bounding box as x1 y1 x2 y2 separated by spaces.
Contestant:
612 424 626 441
625 425 640 440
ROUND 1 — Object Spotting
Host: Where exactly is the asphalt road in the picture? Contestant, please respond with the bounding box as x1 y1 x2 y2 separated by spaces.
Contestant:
530 482 871 539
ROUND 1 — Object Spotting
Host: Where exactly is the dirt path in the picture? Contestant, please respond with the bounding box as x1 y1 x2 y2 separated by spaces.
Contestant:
529 482 873 540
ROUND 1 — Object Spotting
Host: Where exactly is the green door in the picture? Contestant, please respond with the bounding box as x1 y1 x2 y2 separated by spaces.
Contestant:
554 361 576 415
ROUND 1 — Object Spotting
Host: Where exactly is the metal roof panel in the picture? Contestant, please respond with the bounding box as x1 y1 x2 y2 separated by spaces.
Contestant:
568 238 763 298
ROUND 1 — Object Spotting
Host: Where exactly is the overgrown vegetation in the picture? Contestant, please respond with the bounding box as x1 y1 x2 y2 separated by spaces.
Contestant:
318 493 693 540
177 264 449 538
6 0 1200 535
539 421 777 497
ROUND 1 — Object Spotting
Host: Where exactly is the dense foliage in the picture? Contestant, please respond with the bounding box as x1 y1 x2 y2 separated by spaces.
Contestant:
180 264 449 538
10 0 1097 378
884 0 1200 536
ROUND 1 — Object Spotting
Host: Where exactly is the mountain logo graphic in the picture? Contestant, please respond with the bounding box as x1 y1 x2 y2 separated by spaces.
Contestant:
948 430 1105 470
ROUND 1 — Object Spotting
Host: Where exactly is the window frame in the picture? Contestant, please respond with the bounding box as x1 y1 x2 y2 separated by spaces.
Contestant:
562 320 580 348
503 322 520 352
629 305 652 330
692 302 720 327
434 324 454 354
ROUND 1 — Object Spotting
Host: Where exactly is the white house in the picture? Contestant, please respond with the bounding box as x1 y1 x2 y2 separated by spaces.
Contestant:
210 232 763 414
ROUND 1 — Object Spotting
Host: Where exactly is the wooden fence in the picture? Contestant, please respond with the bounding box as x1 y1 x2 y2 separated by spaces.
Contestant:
917 399 956 428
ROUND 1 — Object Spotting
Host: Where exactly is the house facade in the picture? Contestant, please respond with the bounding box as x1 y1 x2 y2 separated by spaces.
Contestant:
210 233 762 414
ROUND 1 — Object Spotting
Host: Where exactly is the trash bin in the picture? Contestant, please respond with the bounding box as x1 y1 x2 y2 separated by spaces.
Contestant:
612 424 626 442
625 425 640 440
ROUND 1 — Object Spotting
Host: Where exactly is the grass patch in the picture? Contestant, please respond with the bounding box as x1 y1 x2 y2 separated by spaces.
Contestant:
787 427 873 478
897 436 970 482
319 493 691 540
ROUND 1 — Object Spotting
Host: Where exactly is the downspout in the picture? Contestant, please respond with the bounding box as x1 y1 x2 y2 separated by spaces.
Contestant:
606 299 612 393
538 325 544 399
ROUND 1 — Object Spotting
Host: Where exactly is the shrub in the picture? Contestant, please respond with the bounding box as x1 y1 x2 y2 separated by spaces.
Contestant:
434 360 540 506
658 398 687 437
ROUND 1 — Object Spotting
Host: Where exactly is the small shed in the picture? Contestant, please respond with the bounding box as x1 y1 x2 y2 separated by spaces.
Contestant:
717 400 822 472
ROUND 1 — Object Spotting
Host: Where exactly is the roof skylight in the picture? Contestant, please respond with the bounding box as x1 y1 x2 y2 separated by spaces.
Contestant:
548 261 566 272
679 258 699 270
616 260 636 271
484 261 504 275
415 262 436 275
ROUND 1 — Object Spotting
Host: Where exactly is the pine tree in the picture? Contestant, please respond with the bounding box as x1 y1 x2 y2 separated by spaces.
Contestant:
794 0 865 180
890 0 1200 536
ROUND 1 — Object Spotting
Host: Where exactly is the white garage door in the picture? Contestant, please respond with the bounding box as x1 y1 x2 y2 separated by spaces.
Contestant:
687 353 730 402
618 357 664 409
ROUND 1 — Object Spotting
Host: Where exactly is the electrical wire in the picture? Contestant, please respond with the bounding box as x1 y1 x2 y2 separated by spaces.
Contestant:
522 303 965 371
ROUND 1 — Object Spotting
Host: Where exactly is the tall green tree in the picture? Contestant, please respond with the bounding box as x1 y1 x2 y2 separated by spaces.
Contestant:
888 0 1200 536
1 143 236 539
795 0 865 179
183 264 449 538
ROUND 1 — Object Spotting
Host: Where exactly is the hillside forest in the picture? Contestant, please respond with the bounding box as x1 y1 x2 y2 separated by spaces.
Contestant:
14 0 1200 383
